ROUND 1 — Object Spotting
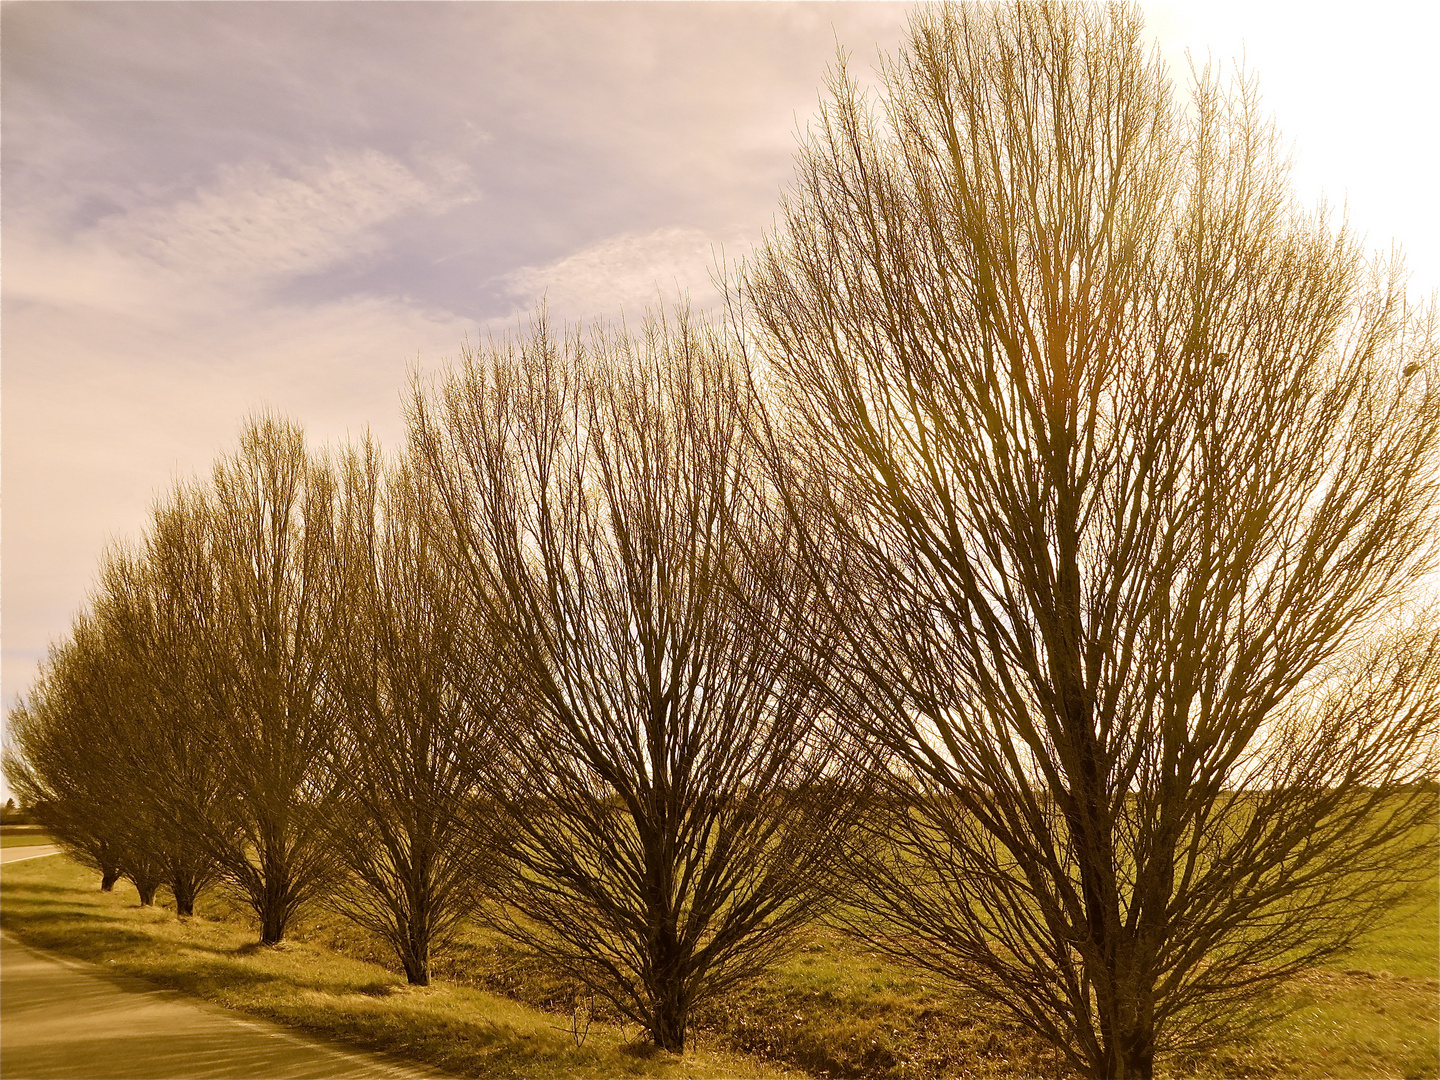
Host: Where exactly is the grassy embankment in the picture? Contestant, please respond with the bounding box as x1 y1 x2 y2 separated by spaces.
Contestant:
2 838 1435 1080
0 854 787 1080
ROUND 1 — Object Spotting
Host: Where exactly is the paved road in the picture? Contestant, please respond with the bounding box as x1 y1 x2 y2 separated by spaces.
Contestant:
1 851 437 1078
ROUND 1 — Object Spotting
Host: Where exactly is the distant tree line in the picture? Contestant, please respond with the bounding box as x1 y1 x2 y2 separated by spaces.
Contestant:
6 6 1438 1078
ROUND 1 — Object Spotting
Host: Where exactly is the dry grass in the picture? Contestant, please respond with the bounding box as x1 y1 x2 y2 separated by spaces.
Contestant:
295 889 1438 1079
426 923 1056 1079
0 855 788 1080
4 846 1434 1079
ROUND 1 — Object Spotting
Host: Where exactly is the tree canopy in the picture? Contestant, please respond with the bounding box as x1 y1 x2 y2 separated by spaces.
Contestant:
745 3 1439 1077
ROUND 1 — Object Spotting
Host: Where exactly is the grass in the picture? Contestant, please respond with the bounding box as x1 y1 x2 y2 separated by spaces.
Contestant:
1343 882 1440 980
2 850 1435 1079
432 922 1057 1079
1260 879 1439 1080
424 873 1436 1079
0 855 788 1080
1 825 55 848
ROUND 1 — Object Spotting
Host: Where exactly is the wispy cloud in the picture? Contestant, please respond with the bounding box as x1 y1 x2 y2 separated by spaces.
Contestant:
108 153 445 281
8 150 474 316
498 226 752 324
0 2 920 772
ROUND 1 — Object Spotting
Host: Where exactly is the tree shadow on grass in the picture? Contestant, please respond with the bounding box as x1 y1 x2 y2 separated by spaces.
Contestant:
0 879 96 898
5 915 169 953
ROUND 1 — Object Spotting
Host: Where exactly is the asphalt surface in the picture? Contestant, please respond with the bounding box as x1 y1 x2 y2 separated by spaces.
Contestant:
1 850 437 1079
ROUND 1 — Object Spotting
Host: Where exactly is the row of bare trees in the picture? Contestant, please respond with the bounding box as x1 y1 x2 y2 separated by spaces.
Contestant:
7 312 862 1053
7 4 1439 1076
9 424 355 937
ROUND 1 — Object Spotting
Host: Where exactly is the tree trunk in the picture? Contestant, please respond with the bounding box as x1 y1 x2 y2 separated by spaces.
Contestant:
402 953 430 987
648 938 688 1053
1098 1026 1155 1080
403 917 431 985
260 903 288 946
100 868 121 892
1092 988 1156 1080
651 997 687 1054
254 840 293 945
257 871 291 944
171 876 197 917
135 880 159 906
401 877 432 985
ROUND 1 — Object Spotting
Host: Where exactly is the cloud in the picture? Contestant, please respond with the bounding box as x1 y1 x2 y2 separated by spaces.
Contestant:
7 150 474 316
2 149 481 733
497 225 754 325
107 153 439 281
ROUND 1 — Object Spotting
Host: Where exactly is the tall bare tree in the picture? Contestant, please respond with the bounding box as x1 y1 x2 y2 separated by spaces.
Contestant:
198 415 345 944
90 496 227 917
321 443 506 985
745 3 1440 1077
410 311 860 1052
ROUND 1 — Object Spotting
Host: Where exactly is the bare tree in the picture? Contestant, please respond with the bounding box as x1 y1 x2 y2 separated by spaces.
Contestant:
745 3 1440 1077
198 415 346 945
4 604 192 907
90 496 228 917
321 442 505 985
5 623 133 894
409 311 861 1052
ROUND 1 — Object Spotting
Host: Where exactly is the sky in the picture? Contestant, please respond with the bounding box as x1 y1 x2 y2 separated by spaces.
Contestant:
3 1 1438 767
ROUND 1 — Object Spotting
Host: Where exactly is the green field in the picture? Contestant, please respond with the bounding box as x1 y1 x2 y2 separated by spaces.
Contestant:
1 852 1434 1078
1 826 54 848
